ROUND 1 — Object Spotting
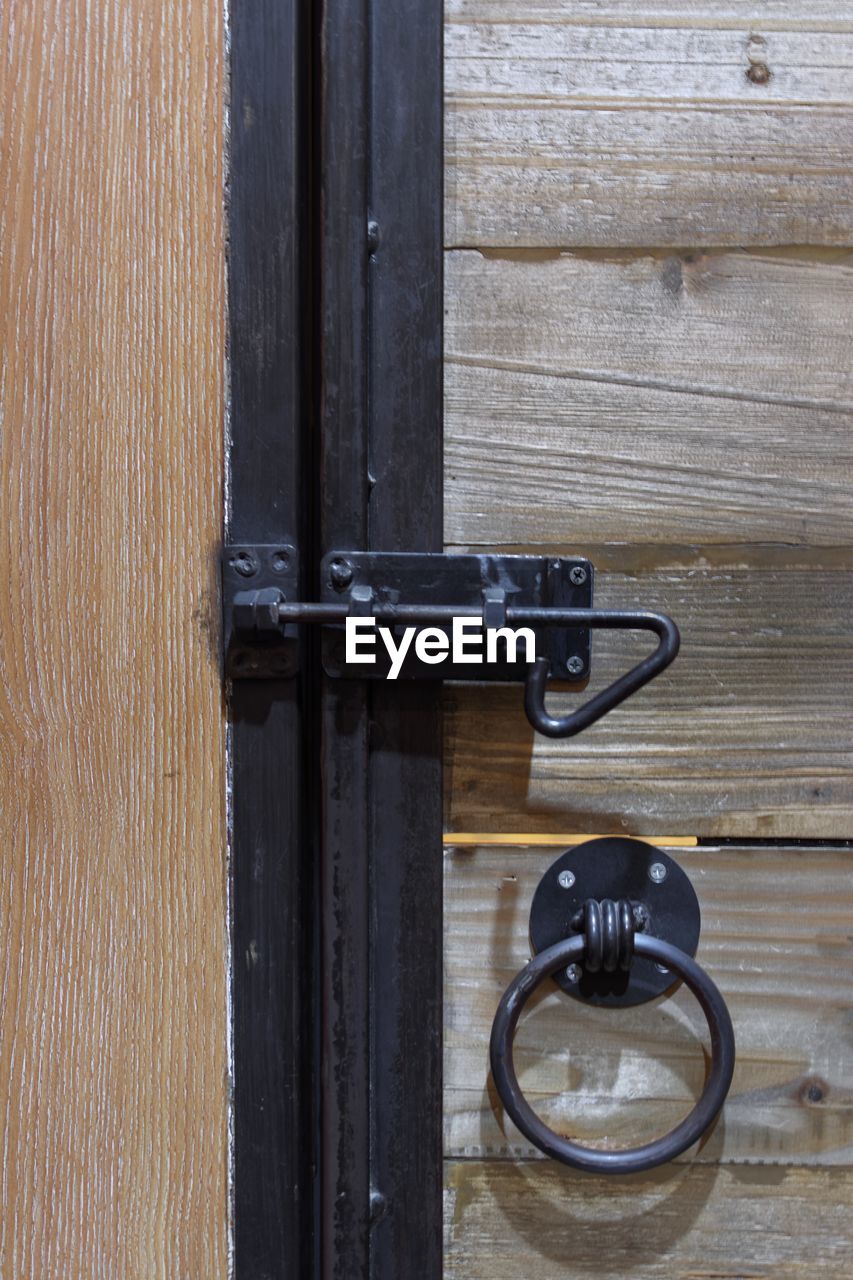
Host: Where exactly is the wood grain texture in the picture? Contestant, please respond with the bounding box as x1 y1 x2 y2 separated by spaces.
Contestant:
445 843 853 1164
444 1162 853 1278
0 2 227 1277
445 565 853 837
446 247 853 547
445 4 853 245
444 248 853 836
447 266 853 547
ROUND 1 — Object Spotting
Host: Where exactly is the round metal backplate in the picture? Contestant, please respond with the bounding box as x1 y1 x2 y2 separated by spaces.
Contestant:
528 837 701 1007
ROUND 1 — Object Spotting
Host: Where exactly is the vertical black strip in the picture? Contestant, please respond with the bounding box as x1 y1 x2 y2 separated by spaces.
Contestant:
317 0 443 1274
229 1 313 1276
367 0 444 1274
317 0 372 1273
230 0 443 1274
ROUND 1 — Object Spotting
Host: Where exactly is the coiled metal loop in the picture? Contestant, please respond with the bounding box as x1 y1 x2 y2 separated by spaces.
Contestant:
575 898 635 973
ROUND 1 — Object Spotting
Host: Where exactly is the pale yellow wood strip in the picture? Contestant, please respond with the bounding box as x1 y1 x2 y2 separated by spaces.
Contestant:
445 566 853 838
446 834 698 846
445 844 853 1166
0 1 227 1276
445 1161 853 1278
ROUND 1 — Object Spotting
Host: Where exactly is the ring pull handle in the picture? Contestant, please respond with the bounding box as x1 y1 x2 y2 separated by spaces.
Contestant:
489 901 735 1174
523 610 680 739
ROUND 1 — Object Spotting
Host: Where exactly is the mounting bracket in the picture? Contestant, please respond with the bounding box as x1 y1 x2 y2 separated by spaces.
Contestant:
222 547 681 740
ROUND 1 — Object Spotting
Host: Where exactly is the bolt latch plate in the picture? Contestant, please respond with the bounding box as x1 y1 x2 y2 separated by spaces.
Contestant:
223 548 593 681
319 552 592 681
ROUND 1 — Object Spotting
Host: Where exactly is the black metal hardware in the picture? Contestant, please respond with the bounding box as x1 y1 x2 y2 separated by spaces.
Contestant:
225 549 681 740
318 552 593 681
489 837 735 1173
528 839 701 1006
490 930 736 1175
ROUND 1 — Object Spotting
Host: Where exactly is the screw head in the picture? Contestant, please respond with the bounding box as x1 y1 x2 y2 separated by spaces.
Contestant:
329 558 354 590
557 869 575 890
231 550 258 578
566 655 584 676
569 565 588 586
649 862 668 884
655 963 670 974
565 964 582 983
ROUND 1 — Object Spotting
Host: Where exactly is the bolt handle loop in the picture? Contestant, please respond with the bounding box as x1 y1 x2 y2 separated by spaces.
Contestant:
523 611 680 739
490 932 735 1174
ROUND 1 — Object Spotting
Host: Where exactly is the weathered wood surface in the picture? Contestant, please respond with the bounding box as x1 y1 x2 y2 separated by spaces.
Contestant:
445 565 853 837
446 248 853 547
446 4 853 245
0 1 227 1276
440 252 850 547
445 1162 853 1279
444 247 853 837
445 844 853 1164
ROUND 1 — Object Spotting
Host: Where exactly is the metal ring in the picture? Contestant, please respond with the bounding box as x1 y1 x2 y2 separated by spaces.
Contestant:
490 933 735 1174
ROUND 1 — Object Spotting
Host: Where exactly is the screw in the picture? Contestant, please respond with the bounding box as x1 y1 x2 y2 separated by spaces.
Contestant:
565 964 582 983
566 655 584 676
329 558 354 591
271 549 290 573
232 551 258 578
557 870 575 890
655 963 670 975
367 219 381 254
569 565 588 586
649 862 668 884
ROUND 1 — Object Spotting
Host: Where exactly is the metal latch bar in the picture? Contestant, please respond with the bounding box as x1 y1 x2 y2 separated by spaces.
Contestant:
222 547 680 740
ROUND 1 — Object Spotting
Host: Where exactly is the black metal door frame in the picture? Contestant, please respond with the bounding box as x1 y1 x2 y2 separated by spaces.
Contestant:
228 0 443 1274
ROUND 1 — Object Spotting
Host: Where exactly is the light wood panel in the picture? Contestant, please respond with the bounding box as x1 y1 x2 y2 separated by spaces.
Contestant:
445 1162 853 1279
0 1 227 1277
445 843 853 1164
446 4 853 246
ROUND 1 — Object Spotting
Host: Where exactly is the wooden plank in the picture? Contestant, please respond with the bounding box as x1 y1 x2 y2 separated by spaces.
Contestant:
445 8 853 245
445 249 853 837
445 844 853 1165
446 365 853 549
445 565 853 837
0 1 227 1275
445 1161 853 1279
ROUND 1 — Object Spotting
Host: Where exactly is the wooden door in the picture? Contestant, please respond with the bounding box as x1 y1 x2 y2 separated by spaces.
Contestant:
443 6 853 1276
0 1 228 1274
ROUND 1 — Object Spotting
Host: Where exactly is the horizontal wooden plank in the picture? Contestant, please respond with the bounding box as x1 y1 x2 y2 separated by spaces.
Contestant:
445 567 853 837
445 249 853 547
445 1161 853 1278
445 13 853 245
445 844 853 1165
448 2 853 25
